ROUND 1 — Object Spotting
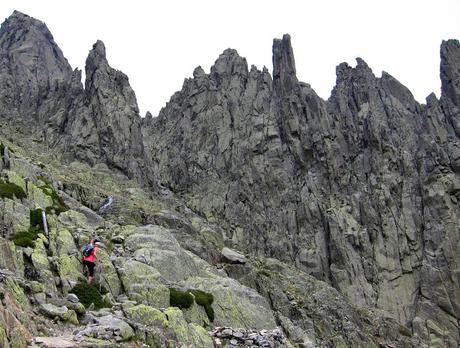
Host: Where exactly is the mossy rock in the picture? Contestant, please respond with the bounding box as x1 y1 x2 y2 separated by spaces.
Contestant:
0 142 14 156
164 307 190 343
30 236 50 271
37 177 68 215
170 288 194 309
5 171 26 192
57 255 83 293
0 179 27 200
69 282 105 310
183 276 277 330
11 209 45 248
4 277 30 310
170 288 215 322
188 323 214 348
124 304 168 327
93 249 121 298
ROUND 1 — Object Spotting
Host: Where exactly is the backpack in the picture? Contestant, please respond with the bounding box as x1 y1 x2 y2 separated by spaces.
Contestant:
82 244 94 257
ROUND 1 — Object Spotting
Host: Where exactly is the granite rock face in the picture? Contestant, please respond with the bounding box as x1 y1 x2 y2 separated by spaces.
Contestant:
145 35 460 344
0 11 459 347
0 11 151 185
0 11 73 124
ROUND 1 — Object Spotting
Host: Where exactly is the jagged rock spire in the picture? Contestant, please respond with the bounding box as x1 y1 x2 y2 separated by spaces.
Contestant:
0 11 73 121
272 34 298 93
440 39 460 106
85 40 109 77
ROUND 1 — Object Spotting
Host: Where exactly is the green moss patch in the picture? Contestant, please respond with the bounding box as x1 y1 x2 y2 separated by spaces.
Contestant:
169 288 215 322
69 282 105 310
0 179 27 200
11 209 46 247
11 228 39 248
169 288 194 309
30 209 44 230
190 289 214 322
37 177 68 214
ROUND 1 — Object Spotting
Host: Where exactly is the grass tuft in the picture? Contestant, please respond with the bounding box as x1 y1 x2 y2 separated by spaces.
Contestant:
69 282 105 309
11 209 45 247
0 179 27 200
169 288 215 322
169 288 194 309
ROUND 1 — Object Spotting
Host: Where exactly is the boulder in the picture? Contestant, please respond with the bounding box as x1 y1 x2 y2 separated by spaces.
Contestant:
117 259 169 308
125 225 218 283
0 238 24 274
0 199 29 237
183 276 277 330
39 303 78 325
94 248 121 297
95 314 135 341
124 304 167 327
221 247 247 264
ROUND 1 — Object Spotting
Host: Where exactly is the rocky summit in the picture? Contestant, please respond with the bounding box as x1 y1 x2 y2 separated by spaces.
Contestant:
0 10 458 348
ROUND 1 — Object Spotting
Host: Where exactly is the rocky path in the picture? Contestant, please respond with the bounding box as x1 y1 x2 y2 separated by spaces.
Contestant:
30 336 78 348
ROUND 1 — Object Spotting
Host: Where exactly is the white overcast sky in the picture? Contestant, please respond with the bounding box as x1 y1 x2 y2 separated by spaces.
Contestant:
1 0 459 116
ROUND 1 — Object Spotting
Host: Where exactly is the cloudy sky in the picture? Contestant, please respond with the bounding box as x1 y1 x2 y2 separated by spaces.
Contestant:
1 0 459 116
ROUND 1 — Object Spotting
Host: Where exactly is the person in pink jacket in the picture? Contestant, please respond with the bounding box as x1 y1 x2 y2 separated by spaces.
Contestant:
82 238 100 285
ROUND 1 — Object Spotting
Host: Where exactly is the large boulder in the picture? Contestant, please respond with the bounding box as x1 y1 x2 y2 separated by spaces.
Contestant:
183 276 277 330
124 304 168 327
124 225 218 282
117 259 169 308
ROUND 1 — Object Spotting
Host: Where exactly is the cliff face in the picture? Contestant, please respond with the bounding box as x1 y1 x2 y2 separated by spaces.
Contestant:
0 11 459 347
145 34 460 343
0 11 150 184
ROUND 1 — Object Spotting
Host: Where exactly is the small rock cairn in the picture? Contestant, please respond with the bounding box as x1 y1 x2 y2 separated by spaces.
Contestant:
210 327 286 347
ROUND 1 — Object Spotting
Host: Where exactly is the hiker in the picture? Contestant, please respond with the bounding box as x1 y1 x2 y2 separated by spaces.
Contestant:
82 237 100 285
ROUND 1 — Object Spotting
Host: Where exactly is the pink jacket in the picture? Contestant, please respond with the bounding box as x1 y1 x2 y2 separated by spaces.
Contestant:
82 246 98 263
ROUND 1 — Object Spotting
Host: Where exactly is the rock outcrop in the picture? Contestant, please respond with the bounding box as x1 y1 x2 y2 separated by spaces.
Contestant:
0 11 151 185
145 34 460 345
0 10 459 347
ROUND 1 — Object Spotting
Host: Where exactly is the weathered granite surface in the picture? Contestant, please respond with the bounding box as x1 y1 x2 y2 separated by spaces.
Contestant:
0 10 459 347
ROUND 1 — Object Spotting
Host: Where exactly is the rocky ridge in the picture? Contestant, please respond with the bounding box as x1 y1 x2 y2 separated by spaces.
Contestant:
0 10 458 348
145 35 460 346
0 11 151 185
